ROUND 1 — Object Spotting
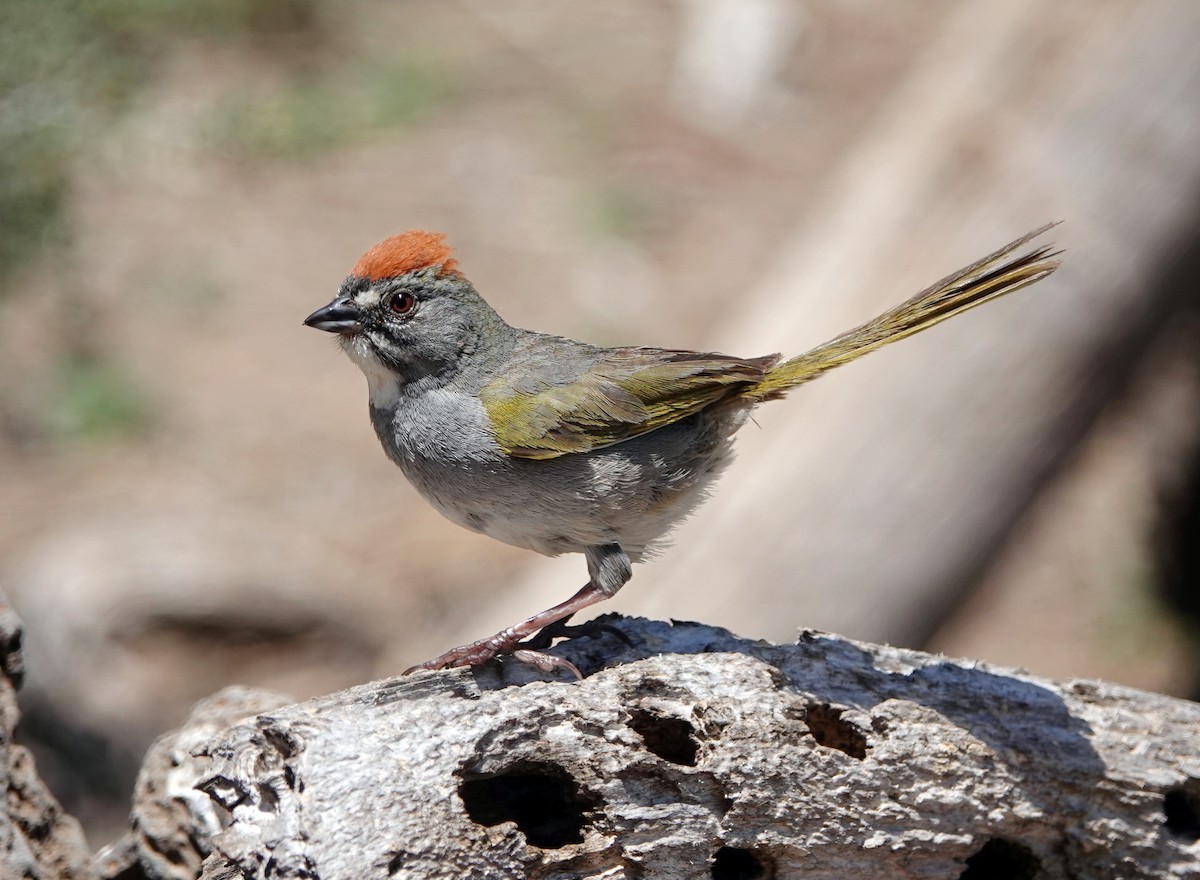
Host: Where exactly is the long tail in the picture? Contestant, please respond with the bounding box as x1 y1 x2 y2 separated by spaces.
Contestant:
745 223 1062 402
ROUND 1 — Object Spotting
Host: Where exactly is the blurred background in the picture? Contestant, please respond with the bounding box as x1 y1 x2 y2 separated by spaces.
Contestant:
1 0 1198 848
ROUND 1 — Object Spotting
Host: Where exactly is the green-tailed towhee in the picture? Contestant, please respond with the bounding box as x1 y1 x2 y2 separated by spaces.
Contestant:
304 226 1060 676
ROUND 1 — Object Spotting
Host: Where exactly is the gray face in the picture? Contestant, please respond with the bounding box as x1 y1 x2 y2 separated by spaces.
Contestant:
305 267 510 395
340 270 480 377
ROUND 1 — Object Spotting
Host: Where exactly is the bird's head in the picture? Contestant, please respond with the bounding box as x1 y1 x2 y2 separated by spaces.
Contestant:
305 231 510 393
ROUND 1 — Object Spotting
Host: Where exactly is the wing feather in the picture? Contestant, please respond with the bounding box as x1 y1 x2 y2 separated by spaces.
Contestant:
481 345 777 459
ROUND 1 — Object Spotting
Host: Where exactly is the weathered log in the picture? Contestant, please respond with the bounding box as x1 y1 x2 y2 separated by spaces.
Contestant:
117 618 1200 880
96 687 292 880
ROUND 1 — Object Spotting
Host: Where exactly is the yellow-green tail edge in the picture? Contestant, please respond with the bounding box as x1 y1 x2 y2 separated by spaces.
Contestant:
747 223 1062 402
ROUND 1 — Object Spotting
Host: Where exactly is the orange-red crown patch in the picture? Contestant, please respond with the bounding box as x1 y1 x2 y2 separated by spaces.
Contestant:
350 230 459 281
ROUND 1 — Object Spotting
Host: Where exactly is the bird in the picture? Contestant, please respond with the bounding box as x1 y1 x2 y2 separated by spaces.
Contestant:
304 225 1060 676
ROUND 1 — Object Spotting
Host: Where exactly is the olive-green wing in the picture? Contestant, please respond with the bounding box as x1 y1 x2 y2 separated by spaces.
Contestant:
481 347 778 460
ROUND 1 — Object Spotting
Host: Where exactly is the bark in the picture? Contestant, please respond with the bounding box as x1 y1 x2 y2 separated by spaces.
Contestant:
109 618 1200 880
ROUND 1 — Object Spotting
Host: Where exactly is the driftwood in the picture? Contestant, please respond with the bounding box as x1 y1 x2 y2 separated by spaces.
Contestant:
103 618 1200 880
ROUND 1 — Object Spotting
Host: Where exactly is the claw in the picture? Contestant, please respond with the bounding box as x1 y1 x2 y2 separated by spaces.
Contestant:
510 649 583 680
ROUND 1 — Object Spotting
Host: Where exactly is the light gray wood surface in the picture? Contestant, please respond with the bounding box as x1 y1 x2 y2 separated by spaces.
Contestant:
107 618 1200 880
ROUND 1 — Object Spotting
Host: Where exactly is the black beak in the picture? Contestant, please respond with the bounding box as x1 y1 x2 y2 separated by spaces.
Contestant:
303 297 362 334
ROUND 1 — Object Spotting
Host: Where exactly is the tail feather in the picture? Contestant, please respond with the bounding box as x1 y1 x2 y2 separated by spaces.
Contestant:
746 223 1062 401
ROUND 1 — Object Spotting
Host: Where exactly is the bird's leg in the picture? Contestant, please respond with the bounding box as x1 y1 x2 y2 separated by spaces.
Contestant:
405 544 632 678
403 581 610 677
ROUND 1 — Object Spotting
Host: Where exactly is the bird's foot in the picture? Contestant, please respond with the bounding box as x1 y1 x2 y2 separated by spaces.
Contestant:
403 629 582 679
404 581 612 680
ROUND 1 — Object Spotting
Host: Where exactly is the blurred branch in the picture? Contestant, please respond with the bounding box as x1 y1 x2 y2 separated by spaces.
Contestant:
672 0 802 132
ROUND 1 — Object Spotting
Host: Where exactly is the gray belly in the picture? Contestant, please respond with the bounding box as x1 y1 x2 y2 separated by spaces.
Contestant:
370 395 742 560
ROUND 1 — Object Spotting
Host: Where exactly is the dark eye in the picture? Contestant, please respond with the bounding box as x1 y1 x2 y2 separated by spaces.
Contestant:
388 291 416 315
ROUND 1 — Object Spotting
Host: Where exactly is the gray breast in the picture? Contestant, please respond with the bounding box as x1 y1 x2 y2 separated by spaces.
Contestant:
369 388 744 559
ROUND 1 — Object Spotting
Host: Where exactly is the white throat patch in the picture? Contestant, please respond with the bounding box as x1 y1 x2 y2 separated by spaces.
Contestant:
341 335 401 407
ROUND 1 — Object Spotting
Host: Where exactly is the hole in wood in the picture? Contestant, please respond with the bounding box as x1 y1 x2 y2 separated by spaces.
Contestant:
960 837 1041 880
458 760 595 849
628 709 699 766
1164 781 1200 841
711 846 771 879
804 703 867 759
386 851 410 876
